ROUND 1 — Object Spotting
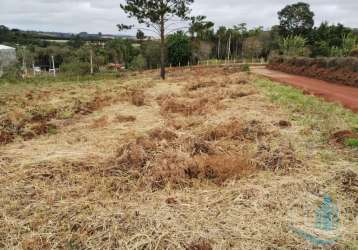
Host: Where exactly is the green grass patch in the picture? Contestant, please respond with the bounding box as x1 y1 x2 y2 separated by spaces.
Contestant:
254 78 358 143
0 72 122 86
345 138 358 148
240 64 250 72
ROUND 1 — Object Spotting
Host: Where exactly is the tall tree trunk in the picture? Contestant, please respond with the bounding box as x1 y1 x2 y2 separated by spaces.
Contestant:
227 34 231 61
160 15 165 80
217 38 221 59
90 49 94 75
235 40 239 58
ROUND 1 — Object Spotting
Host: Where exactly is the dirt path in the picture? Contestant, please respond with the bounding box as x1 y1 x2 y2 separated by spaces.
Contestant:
252 66 358 112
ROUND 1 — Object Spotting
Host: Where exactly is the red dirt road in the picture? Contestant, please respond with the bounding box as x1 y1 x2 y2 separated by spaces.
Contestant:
252 66 358 112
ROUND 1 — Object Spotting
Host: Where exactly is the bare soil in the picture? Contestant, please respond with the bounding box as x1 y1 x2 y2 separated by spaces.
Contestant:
252 66 358 112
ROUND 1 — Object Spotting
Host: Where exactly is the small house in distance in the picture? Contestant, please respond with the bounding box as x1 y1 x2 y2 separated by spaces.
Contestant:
0 45 17 77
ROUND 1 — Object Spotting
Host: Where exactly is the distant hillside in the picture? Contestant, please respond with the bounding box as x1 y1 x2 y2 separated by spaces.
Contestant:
0 25 136 46
31 31 135 40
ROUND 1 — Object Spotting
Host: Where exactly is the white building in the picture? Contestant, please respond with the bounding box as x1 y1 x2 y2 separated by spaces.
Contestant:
0 45 17 77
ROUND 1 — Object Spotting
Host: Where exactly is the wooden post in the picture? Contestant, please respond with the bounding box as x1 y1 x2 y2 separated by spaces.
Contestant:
90 49 94 75
22 47 27 76
51 56 56 77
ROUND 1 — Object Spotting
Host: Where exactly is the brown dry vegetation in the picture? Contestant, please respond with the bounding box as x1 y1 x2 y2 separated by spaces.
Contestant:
0 66 357 249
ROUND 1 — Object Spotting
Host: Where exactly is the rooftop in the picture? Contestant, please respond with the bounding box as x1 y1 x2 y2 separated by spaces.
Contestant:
0 45 16 50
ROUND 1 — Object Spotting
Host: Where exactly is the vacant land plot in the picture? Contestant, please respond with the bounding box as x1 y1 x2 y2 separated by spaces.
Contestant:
0 67 357 249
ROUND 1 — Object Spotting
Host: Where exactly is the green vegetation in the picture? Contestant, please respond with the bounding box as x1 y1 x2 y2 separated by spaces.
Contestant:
129 54 146 70
255 78 358 142
345 138 358 148
120 0 194 79
1 1 357 81
167 32 192 66
240 64 250 72
279 36 309 56
60 62 92 75
310 22 353 57
0 71 121 85
278 2 315 38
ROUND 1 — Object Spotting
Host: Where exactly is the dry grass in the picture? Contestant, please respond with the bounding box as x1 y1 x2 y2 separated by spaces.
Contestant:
103 128 254 190
89 115 109 129
114 114 137 123
0 66 356 249
159 96 215 116
119 87 147 107
201 119 268 142
187 239 213 250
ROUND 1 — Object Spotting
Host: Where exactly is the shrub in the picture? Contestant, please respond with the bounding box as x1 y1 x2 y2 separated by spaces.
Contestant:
350 48 358 58
342 34 357 56
279 36 310 57
240 64 250 72
167 31 192 67
60 62 92 75
0 64 22 82
330 46 343 57
345 138 358 148
130 54 146 70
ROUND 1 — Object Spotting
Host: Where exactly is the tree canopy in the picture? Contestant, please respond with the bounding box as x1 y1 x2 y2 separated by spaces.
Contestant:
136 30 145 41
167 31 192 66
278 2 314 38
189 16 214 40
120 0 194 79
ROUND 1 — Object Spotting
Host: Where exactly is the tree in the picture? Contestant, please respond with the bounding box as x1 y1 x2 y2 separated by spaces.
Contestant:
189 16 214 40
68 35 85 49
309 22 352 56
142 41 161 69
279 35 309 56
0 25 10 43
130 54 146 70
278 2 314 38
167 31 191 66
136 30 145 41
341 33 358 56
242 36 263 59
216 26 227 59
120 0 194 79
232 23 248 58
105 39 136 67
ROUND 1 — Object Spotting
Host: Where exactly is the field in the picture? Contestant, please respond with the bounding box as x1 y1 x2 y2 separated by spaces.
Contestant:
0 66 357 249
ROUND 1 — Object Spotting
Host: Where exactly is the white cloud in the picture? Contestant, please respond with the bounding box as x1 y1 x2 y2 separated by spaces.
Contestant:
0 0 357 34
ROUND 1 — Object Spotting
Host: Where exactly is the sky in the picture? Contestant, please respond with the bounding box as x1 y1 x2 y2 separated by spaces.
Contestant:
0 0 357 35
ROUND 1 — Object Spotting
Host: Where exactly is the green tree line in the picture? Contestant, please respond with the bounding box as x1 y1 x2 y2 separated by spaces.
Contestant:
1 1 357 80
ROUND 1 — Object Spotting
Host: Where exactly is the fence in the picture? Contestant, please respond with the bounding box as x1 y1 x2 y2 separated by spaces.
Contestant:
198 58 267 66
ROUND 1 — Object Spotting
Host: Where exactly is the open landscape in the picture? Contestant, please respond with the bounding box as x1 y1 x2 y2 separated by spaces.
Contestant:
0 65 357 249
1 0 358 249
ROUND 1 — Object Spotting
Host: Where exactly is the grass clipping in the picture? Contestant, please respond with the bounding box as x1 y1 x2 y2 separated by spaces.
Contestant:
104 127 254 189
